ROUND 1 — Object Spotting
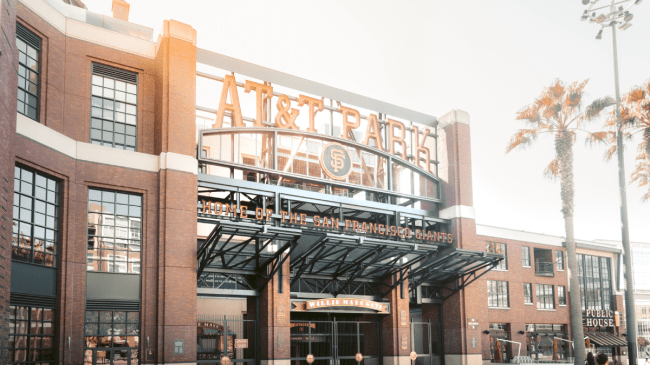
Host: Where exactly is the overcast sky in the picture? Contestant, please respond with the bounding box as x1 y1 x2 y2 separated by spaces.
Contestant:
84 0 650 242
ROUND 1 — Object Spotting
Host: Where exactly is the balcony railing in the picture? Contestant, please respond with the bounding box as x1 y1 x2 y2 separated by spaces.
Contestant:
535 262 554 277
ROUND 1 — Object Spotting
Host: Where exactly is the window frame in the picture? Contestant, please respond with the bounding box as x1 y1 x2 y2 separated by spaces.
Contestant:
556 250 565 271
558 285 567 306
16 23 41 122
577 254 613 311
522 246 531 268
486 242 507 271
488 280 509 308
536 284 555 310
84 310 139 349
12 165 60 267
86 188 142 274
90 63 139 151
524 283 533 304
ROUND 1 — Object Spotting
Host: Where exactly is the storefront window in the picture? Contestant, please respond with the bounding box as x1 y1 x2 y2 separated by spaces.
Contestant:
489 323 509 363
84 311 139 365
8 306 55 365
526 324 570 361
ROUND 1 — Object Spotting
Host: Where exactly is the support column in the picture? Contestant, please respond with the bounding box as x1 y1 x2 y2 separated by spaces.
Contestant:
247 256 291 365
151 19 198 364
382 272 411 365
436 110 485 365
0 1 17 364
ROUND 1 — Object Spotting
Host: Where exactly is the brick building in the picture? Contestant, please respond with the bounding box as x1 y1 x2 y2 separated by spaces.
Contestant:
0 1 634 365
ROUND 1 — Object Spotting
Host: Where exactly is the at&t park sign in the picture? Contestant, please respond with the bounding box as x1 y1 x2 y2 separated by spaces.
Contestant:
212 74 435 173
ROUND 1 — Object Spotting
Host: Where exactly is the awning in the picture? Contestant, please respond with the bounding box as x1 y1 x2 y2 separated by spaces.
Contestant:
587 332 628 347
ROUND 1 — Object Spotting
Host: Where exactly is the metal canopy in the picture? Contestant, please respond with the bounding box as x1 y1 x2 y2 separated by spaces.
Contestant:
197 220 302 289
290 233 441 297
409 249 504 302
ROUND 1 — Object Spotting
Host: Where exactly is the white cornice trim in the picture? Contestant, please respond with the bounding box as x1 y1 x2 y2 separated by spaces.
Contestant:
16 113 197 175
19 0 155 59
439 205 475 220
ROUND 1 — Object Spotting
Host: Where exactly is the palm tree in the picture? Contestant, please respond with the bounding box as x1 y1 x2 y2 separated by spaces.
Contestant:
506 79 614 365
600 80 650 202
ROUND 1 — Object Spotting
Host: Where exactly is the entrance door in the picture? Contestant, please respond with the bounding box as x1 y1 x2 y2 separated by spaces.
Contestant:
410 321 442 365
290 320 380 365
84 348 138 365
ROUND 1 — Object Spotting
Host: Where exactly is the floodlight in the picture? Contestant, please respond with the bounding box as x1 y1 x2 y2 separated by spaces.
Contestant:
620 22 632 30
635 0 643 5
595 14 606 23
581 10 589 20
596 29 603 39
582 0 590 4
624 12 633 22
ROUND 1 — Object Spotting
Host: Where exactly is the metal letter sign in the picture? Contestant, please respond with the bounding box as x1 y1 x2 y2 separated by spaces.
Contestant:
173 339 184 354
320 142 352 180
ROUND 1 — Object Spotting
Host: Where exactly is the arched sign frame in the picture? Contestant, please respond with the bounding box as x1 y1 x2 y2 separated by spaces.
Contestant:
198 127 441 205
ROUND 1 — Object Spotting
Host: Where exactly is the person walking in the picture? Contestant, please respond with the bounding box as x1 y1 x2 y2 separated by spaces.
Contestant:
644 350 649 365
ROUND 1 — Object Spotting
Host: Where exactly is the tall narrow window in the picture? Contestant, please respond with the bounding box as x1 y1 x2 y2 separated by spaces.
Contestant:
87 189 142 273
16 24 41 121
522 246 531 267
84 311 139 361
536 284 555 309
558 285 567 305
487 280 509 308
524 283 533 304
90 64 138 151
486 242 507 270
12 166 59 267
556 250 564 271
8 306 55 364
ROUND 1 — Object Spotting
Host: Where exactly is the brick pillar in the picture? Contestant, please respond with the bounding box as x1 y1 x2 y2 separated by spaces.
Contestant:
436 110 485 365
382 272 411 365
0 1 17 365
248 256 291 365
150 19 198 364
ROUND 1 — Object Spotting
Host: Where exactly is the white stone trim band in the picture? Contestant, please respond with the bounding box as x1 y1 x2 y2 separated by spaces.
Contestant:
439 205 476 220
16 113 197 175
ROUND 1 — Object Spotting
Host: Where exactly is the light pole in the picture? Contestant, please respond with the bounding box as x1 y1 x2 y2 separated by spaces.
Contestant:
580 1 642 365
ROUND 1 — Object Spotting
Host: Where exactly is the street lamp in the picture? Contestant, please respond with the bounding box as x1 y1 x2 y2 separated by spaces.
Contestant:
580 1 641 365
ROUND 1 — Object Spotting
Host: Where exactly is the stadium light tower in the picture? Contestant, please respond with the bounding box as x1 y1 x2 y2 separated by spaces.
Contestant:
580 1 642 365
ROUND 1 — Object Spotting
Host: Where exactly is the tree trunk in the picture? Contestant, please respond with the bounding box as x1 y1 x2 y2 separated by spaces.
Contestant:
556 131 586 365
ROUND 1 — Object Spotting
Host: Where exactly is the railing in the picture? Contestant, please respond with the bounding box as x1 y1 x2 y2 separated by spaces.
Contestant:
535 262 554 277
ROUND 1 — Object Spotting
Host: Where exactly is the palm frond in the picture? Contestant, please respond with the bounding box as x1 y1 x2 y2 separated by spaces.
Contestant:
543 158 559 180
506 129 542 154
585 131 610 147
603 145 618 162
575 96 615 126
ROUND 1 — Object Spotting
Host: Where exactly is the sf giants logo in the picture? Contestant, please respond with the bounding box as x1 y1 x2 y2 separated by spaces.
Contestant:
330 149 345 172
321 143 352 180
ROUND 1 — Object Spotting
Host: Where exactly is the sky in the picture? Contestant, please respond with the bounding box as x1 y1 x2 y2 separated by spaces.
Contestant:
83 0 650 243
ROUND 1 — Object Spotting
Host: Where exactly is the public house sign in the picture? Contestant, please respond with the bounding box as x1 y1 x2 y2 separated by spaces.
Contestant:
583 310 619 327
213 74 434 173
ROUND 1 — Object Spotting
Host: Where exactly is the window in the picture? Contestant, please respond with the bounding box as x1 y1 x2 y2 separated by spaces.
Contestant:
8 306 55 364
87 189 142 273
16 24 40 121
556 250 564 271
522 246 531 267
90 63 138 151
84 311 139 348
536 284 555 309
524 283 533 304
558 285 567 305
12 166 59 267
577 254 612 310
487 280 509 308
486 242 507 270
